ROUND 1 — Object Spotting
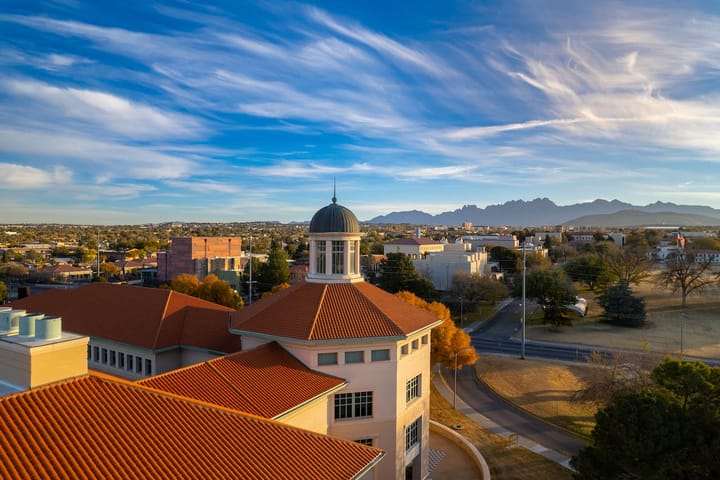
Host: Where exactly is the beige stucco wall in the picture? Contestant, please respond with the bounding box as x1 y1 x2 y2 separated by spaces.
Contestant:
0 336 88 389
276 396 331 434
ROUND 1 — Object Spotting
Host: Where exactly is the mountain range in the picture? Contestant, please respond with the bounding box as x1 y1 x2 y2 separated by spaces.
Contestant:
367 198 720 227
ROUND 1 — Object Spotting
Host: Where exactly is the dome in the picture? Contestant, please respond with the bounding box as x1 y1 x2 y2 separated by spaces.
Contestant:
309 196 360 233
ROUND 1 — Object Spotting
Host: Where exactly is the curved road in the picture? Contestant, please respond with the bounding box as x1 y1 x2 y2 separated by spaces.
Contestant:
442 364 585 458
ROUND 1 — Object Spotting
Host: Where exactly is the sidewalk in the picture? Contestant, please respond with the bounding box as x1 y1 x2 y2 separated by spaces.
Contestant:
432 365 574 470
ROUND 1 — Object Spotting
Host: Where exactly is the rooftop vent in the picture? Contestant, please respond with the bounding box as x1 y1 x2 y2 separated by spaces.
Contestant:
0 308 26 334
19 313 44 338
35 316 62 341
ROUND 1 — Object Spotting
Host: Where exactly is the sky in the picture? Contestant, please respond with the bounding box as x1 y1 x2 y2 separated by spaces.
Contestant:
1 0 719 224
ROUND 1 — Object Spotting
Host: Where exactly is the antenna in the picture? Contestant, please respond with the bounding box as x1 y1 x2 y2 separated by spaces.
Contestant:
332 179 337 203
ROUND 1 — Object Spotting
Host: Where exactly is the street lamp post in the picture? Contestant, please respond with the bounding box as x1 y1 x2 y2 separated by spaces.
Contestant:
459 295 464 329
453 347 474 409
521 242 526 360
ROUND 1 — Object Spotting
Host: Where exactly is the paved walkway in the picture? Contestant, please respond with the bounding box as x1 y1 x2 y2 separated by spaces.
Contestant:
432 365 575 470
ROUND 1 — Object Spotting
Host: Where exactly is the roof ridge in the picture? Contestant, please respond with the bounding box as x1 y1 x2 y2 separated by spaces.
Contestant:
307 284 327 340
205 360 271 417
151 288 174 349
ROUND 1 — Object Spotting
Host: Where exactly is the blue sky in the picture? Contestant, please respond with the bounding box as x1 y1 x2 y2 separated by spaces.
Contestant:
2 0 719 224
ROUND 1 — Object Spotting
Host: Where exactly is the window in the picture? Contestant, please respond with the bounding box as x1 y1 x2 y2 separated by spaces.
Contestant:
135 357 143 373
371 349 390 361
101 348 108 364
411 339 419 350
92 346 99 362
349 241 357 274
406 374 421 403
345 351 364 364
127 355 133 371
318 352 338 365
421 335 428 345
316 241 326 274
400 344 409 356
118 352 125 369
109 350 116 367
335 391 373 420
145 358 152 375
405 417 421 451
332 240 344 274
355 439 374 446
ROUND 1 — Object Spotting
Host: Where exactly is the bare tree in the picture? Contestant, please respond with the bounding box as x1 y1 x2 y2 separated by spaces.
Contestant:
603 247 653 287
657 251 718 308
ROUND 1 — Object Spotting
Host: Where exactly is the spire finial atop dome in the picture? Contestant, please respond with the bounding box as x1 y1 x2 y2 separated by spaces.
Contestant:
332 179 337 204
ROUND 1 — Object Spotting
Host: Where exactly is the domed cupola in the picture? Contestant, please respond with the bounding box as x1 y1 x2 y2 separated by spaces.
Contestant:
307 194 362 284
309 195 360 234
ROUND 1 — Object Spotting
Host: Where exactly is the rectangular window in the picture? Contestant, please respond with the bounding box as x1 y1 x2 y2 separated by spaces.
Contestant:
93 346 99 362
400 344 409 356
335 391 373 420
371 349 390 361
118 352 125 369
136 357 143 373
412 339 419 350
109 350 116 367
127 355 133 371
316 241 326 274
348 241 357 274
318 352 338 365
406 374 421 403
332 240 344 274
355 439 374 446
405 417 421 451
345 351 364 364
421 335 428 345
145 358 152 375
101 348 108 364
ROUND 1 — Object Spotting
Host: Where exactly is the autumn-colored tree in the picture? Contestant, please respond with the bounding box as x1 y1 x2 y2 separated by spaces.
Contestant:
0 280 8 303
169 273 201 296
99 262 121 279
197 274 243 309
395 291 477 369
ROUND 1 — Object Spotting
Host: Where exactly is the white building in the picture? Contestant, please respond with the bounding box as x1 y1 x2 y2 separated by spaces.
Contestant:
461 234 518 250
384 237 445 259
413 242 489 291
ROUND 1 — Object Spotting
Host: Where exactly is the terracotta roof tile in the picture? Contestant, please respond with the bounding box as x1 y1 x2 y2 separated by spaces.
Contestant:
0 375 383 479
138 342 345 418
231 281 441 341
10 283 239 352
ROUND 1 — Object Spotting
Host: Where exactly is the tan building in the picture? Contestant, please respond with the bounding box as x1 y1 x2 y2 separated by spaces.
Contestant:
232 196 441 480
384 237 445 259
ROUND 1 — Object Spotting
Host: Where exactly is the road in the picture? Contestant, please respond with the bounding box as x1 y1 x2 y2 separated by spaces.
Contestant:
442 364 586 457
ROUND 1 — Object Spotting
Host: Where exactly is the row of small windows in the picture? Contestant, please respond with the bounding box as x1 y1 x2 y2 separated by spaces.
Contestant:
88 345 152 376
400 335 429 356
314 239 359 275
318 348 390 366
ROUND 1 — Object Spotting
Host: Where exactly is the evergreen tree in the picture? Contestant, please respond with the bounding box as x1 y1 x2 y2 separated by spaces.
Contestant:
257 240 290 293
379 253 437 300
598 280 646 327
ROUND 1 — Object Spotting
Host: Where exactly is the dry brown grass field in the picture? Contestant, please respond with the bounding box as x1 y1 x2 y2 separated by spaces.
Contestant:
526 276 720 359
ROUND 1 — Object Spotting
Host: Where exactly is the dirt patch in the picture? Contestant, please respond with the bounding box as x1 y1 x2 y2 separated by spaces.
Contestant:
475 356 598 438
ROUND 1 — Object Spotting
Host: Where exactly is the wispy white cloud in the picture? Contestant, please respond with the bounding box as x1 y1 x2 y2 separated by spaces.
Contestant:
0 163 71 188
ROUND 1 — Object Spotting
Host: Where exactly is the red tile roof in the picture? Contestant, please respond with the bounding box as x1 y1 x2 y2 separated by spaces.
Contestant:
231 281 441 341
37 264 92 273
0 375 383 479
10 283 240 352
138 342 346 418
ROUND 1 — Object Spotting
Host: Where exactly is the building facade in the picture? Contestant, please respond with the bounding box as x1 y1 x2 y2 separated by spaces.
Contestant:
157 236 242 282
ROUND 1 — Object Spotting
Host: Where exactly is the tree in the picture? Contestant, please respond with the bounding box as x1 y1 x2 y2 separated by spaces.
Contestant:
489 246 521 273
657 251 718 308
451 272 509 305
378 253 437 300
395 291 477 368
197 274 243 309
597 280 646 327
603 247 652 287
572 358 720 479
257 240 290 293
520 267 577 327
169 273 201 296
564 253 610 291
0 263 28 279
99 262 121 279
0 280 8 303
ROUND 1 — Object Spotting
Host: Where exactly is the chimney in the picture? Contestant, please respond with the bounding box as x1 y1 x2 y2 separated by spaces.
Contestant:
0 313 88 390
17 286 30 299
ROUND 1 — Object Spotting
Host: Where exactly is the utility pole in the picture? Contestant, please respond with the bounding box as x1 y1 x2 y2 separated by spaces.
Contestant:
521 241 526 360
248 235 254 305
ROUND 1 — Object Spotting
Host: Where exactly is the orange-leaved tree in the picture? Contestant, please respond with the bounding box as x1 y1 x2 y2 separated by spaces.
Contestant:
395 291 477 369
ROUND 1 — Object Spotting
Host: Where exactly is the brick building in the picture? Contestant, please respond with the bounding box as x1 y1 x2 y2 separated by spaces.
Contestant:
157 236 242 282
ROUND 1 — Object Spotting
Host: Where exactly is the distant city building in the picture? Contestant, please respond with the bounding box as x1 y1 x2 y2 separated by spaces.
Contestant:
32 264 93 282
461 234 518 250
157 236 242 282
384 237 445 259
413 242 489 291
